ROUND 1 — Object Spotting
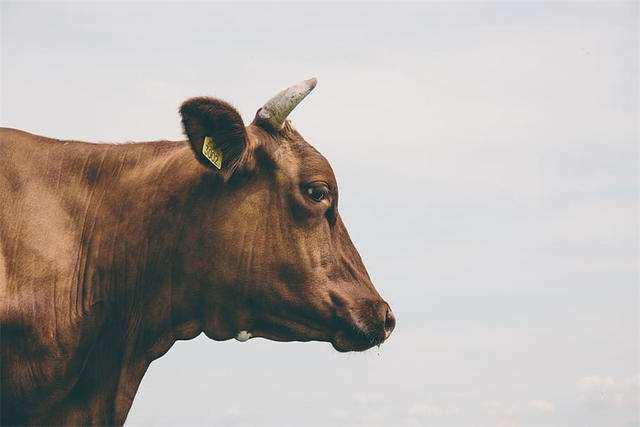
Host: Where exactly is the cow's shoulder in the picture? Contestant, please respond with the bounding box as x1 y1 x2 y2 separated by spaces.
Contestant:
0 128 109 385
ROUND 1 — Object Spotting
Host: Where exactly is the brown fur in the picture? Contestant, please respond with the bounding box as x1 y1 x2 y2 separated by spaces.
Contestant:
0 97 394 426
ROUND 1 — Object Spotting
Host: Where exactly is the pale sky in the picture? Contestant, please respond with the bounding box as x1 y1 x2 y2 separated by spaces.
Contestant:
1 2 638 426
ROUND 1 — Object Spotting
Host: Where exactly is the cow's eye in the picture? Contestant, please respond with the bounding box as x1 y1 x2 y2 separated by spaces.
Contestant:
306 184 330 202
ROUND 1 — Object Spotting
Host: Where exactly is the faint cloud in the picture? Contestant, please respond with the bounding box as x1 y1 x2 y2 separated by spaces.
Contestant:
408 400 460 417
578 374 640 409
482 398 556 425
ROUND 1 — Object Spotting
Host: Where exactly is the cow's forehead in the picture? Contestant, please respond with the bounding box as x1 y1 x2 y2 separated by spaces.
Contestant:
249 123 337 188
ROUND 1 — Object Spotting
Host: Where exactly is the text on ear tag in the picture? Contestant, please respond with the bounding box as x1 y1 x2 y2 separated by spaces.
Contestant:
202 136 222 169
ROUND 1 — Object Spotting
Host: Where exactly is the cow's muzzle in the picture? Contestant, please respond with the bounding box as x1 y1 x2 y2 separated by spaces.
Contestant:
332 300 396 352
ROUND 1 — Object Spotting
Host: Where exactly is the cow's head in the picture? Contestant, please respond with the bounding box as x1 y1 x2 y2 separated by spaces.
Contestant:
178 79 394 352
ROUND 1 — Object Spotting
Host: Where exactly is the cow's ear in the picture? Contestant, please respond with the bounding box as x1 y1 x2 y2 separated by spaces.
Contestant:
180 97 248 179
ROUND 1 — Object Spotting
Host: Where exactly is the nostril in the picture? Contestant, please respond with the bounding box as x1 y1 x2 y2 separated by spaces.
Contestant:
383 307 396 339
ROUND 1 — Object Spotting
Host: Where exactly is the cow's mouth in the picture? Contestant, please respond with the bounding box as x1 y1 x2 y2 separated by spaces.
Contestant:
331 324 386 352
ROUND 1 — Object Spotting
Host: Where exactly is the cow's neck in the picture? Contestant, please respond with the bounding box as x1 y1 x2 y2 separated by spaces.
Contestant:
64 141 215 424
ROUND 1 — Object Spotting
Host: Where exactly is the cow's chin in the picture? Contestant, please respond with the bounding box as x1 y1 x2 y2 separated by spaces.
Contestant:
331 328 382 353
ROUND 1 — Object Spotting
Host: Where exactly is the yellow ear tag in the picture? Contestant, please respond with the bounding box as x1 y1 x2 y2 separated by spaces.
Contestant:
202 136 222 169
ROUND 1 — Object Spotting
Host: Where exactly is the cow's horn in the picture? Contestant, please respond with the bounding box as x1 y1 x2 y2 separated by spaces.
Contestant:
256 78 317 130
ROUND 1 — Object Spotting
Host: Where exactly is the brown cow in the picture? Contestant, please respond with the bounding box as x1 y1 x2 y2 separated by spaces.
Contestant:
0 79 395 426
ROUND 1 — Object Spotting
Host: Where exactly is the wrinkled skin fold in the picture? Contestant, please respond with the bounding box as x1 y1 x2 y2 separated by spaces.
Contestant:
0 79 394 426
